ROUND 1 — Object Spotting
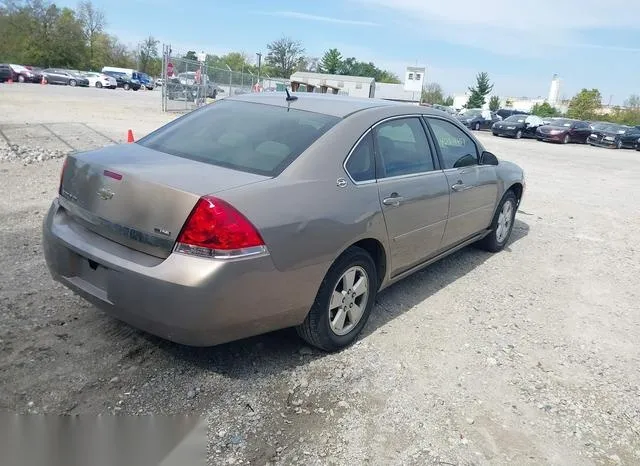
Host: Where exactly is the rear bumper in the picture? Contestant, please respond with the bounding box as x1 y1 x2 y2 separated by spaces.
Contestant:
42 199 318 346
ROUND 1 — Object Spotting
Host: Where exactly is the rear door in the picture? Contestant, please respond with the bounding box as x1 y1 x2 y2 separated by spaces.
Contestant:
372 116 450 276
425 117 499 248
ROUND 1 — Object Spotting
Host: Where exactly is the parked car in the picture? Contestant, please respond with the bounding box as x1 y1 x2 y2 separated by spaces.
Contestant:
457 108 502 130
41 69 90 86
587 123 640 149
82 71 117 89
155 78 164 87
536 118 591 144
138 72 155 90
43 93 525 351
496 108 529 120
166 72 219 101
430 104 458 117
26 66 45 83
492 114 544 139
0 64 13 82
8 64 38 82
102 70 141 90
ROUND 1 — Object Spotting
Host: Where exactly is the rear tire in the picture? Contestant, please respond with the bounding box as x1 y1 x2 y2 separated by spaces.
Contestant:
562 134 570 144
96 82 102 88
18 75 25 83
296 246 378 352
123 83 130 91
474 122 480 131
616 139 622 149
515 130 522 139
476 191 517 253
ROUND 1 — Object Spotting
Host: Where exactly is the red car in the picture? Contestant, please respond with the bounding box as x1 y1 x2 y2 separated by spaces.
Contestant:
536 118 592 144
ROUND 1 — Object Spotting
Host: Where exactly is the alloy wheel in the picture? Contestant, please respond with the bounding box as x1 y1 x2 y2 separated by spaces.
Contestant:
328 266 369 336
496 200 514 243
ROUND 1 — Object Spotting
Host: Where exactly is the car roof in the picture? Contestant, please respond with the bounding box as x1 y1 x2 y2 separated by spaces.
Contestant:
227 92 434 118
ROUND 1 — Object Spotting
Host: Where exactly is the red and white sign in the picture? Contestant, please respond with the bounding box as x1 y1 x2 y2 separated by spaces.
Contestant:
195 68 201 84
167 62 174 77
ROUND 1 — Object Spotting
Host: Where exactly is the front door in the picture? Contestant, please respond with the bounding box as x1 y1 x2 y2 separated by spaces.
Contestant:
372 116 450 276
425 117 499 248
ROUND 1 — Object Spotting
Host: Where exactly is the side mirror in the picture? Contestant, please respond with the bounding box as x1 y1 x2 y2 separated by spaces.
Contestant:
480 151 499 166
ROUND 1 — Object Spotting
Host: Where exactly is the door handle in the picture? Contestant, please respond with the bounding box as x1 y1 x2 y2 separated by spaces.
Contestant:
451 182 468 192
382 195 404 206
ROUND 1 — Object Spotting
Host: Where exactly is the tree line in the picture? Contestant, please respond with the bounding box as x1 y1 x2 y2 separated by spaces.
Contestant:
0 1 401 82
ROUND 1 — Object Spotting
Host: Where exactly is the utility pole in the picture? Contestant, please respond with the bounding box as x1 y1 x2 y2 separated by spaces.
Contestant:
256 52 262 88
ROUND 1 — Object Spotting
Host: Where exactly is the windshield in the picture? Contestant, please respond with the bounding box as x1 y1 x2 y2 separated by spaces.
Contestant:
547 119 573 127
504 115 526 123
139 100 340 177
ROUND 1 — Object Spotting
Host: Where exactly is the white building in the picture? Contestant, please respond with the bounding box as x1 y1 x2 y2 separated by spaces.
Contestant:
289 71 375 98
375 82 421 105
548 74 561 107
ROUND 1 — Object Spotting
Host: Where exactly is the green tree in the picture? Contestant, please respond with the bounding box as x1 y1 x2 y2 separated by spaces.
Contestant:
320 48 342 74
531 102 559 117
466 72 493 108
489 95 501 111
443 95 454 106
567 88 602 120
183 50 197 61
340 57 400 83
77 0 105 69
265 36 305 77
421 82 445 105
138 36 159 74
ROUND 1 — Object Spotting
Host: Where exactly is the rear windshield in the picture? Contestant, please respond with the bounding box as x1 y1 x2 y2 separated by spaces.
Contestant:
139 99 340 176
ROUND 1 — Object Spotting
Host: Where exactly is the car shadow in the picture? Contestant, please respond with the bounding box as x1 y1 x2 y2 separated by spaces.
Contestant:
131 219 531 378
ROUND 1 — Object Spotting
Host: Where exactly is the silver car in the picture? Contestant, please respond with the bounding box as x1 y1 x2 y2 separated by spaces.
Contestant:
43 93 525 351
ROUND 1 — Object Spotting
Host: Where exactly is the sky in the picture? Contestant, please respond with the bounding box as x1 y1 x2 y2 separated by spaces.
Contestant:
60 0 640 104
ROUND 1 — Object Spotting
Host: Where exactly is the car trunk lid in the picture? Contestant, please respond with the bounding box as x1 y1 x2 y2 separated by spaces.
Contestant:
59 143 269 259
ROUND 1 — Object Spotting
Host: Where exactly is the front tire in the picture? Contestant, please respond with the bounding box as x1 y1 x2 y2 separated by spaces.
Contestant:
96 81 102 88
476 191 517 253
123 83 130 91
296 246 378 352
69 79 77 87
562 134 570 144
18 75 25 83
616 139 622 149
474 122 480 131
515 130 522 139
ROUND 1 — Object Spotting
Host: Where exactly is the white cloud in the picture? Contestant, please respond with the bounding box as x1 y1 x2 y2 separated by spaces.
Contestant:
251 11 379 27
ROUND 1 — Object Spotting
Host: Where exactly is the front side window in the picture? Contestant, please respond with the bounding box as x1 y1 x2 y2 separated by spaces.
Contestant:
373 117 435 178
427 118 479 169
139 100 340 177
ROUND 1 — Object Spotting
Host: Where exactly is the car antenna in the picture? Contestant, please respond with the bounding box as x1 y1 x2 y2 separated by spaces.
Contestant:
285 87 298 102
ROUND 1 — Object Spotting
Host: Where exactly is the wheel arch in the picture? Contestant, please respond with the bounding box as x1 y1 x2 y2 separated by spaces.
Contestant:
333 238 388 291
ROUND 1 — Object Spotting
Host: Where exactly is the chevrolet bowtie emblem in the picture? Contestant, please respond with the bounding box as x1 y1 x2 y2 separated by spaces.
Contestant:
97 187 115 200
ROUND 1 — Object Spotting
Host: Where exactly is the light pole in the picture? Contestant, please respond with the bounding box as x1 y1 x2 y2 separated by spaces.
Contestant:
256 52 262 89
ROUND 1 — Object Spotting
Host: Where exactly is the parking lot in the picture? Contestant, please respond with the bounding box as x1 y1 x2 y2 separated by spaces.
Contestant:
1 84 639 465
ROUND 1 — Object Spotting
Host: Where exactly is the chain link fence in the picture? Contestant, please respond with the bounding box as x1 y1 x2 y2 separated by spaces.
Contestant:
161 45 289 113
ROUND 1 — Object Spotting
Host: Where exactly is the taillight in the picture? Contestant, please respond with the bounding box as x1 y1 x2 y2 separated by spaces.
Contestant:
58 156 68 195
174 196 267 259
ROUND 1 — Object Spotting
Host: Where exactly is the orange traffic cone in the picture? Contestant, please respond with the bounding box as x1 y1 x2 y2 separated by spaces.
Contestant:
127 129 135 143
7 78 12 84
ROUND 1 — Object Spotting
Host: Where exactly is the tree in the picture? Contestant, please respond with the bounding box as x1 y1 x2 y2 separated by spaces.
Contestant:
489 96 501 111
183 50 197 61
566 88 602 120
531 102 559 118
624 94 640 110
320 48 342 74
466 72 493 108
77 0 105 69
443 96 454 106
421 83 445 105
137 36 158 74
265 36 305 77
340 57 400 83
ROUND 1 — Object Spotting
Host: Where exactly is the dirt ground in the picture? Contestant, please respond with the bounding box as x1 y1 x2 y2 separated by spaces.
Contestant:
1 84 639 466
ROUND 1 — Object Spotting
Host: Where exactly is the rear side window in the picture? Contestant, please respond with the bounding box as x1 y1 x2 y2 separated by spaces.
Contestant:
139 100 340 177
345 132 375 182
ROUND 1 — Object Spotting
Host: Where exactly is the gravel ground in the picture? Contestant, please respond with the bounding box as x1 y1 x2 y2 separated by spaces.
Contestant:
1 84 640 465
